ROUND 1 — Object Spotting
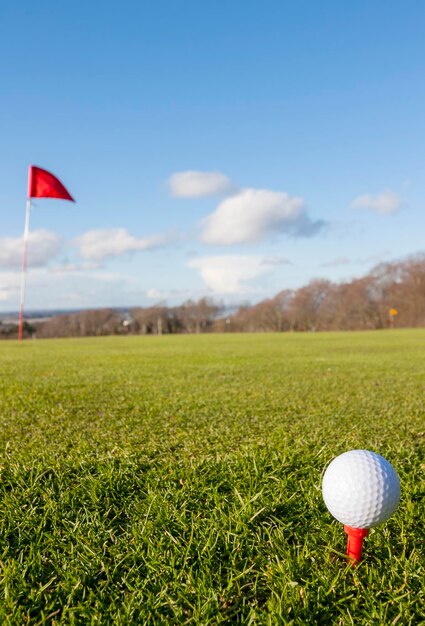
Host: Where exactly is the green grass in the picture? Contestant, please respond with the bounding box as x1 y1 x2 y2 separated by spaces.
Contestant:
0 330 424 624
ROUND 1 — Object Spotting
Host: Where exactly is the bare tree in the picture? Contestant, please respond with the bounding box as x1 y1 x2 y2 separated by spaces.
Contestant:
130 305 180 335
37 309 121 338
177 298 222 333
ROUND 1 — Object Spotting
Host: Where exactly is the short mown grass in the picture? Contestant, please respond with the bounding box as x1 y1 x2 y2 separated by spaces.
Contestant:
0 330 424 624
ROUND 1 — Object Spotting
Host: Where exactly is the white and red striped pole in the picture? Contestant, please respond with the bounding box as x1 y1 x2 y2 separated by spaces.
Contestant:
18 197 31 342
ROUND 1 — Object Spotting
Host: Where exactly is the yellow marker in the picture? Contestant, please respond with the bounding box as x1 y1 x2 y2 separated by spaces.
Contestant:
389 308 398 317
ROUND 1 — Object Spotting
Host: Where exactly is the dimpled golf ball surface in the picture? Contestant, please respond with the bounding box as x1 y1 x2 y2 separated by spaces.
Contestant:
322 450 400 529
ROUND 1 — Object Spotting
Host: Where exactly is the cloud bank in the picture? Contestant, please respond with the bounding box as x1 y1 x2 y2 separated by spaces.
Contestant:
0 229 63 269
146 288 195 301
75 228 170 261
0 267 143 311
168 171 236 198
188 255 278 294
351 190 402 215
201 188 325 245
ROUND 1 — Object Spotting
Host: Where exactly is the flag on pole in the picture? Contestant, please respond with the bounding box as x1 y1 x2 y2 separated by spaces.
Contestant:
19 166 75 341
28 165 75 202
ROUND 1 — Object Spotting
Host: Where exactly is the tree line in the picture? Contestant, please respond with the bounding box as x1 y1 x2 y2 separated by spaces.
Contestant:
3 254 425 339
223 255 425 332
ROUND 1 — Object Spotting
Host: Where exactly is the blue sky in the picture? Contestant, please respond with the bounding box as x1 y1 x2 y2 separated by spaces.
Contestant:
1 1 425 311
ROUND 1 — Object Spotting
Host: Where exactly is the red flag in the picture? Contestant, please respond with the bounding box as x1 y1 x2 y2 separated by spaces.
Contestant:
28 165 75 201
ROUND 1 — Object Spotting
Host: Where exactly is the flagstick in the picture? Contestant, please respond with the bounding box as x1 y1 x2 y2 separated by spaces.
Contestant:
18 199 31 342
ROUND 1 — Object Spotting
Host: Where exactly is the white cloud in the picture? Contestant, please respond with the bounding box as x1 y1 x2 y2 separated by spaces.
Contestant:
261 256 291 267
201 188 325 245
321 251 390 268
0 267 143 311
321 257 351 268
74 228 170 261
168 171 236 198
49 262 102 273
351 190 402 215
146 288 194 301
0 271 20 304
0 277 17 302
188 255 277 294
0 229 63 269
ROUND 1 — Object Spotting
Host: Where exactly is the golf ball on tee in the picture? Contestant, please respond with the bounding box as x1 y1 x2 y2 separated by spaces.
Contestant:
322 450 400 529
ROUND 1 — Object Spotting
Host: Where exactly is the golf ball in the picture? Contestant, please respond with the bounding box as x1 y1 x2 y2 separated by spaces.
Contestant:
322 450 400 529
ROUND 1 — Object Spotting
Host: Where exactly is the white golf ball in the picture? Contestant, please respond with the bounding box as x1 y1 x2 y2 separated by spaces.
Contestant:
322 450 400 529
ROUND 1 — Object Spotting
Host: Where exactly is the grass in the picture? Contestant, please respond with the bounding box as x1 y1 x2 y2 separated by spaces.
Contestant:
0 330 424 624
